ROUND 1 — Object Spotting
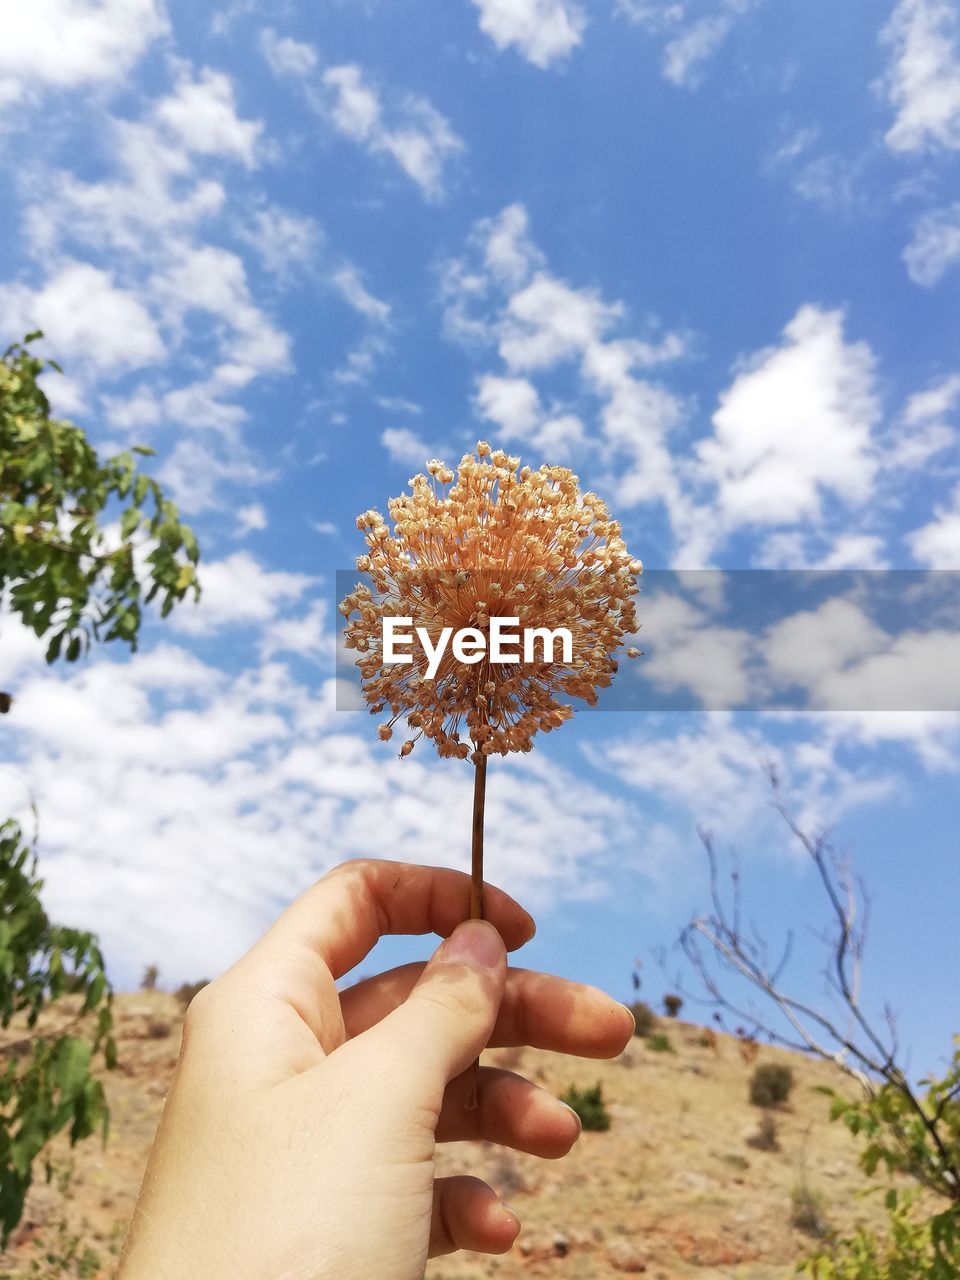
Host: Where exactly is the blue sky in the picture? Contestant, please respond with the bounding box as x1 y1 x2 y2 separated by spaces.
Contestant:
1 0 959 1079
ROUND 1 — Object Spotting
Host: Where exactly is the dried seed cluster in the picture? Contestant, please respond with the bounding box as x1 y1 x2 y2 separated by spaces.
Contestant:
340 443 642 761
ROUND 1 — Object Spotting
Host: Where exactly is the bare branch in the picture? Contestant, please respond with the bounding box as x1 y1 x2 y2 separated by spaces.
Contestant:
678 770 960 1200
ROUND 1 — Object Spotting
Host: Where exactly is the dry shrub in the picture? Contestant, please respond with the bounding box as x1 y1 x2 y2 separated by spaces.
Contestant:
629 1001 657 1038
746 1113 780 1152
750 1062 794 1108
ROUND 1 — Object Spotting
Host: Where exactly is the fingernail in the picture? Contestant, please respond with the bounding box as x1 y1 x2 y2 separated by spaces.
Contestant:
501 1201 521 1230
559 1100 583 1135
440 920 503 969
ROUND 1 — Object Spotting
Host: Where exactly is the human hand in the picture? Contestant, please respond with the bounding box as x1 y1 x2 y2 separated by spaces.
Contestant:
118 860 635 1280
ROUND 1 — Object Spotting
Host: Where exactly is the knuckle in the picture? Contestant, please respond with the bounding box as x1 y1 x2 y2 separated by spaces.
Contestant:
327 856 379 881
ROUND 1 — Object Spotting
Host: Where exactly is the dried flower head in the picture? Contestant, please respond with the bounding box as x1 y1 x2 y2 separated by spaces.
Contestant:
341 444 642 761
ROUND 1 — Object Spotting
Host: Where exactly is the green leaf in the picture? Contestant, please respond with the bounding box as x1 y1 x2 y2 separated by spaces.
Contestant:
120 506 141 540
44 631 63 664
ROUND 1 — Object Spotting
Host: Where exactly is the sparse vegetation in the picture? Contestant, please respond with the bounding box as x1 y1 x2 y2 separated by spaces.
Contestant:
146 1020 171 1040
647 1032 675 1054
174 980 209 1010
140 965 159 992
559 1083 611 1132
751 1062 795 1108
0 821 115 1247
663 993 683 1018
1 988 929 1277
0 1162 103 1279
792 1180 831 1239
747 1113 781 1152
798 1189 960 1278
486 1150 527 1200
722 1152 750 1170
629 1000 657 1038
681 775 960 1278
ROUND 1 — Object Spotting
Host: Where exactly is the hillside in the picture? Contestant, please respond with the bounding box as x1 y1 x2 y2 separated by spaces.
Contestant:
0 993 893 1279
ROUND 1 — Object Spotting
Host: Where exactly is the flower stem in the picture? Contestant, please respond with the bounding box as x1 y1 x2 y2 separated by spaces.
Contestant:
465 753 487 1110
470 753 487 921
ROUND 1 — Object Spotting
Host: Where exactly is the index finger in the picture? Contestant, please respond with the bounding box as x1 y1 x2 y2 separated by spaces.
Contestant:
254 858 536 981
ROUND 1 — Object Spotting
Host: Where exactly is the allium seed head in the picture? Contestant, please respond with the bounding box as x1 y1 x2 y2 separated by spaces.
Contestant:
341 446 642 759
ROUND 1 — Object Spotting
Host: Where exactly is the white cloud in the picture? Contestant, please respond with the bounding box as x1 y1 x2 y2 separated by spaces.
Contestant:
154 66 262 166
376 395 422 415
162 381 248 433
445 207 943 568
11 71 294 476
500 276 622 371
157 438 264 514
173 552 316 635
331 265 391 322
482 203 545 287
0 0 168 107
238 205 321 279
755 531 890 569
817 535 890 570
235 503 268 535
533 414 586 457
381 427 436 466
881 0 960 153
442 204 693 547
903 373 960 427
618 0 758 89
258 27 317 77
909 484 960 567
663 14 735 87
151 243 291 381
439 205 544 346
634 592 753 706
474 374 585 458
764 599 886 693
0 627 644 985
903 203 960 284
259 602 333 663
41 370 88 418
102 385 165 431
590 713 896 840
474 374 542 436
768 130 865 213
763 598 960 717
0 262 164 371
697 306 880 528
886 372 960 468
333 332 390 386
321 65 463 201
23 119 226 258
469 0 586 70
322 64 380 138
277 54 464 202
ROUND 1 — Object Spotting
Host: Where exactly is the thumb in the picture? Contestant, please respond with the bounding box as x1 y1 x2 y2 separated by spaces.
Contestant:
366 919 507 1102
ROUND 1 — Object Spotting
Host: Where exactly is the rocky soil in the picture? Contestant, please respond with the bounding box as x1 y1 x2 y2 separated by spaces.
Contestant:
0 994 892 1279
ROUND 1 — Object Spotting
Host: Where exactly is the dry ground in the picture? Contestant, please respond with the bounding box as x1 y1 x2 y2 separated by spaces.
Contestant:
0 993 893 1278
